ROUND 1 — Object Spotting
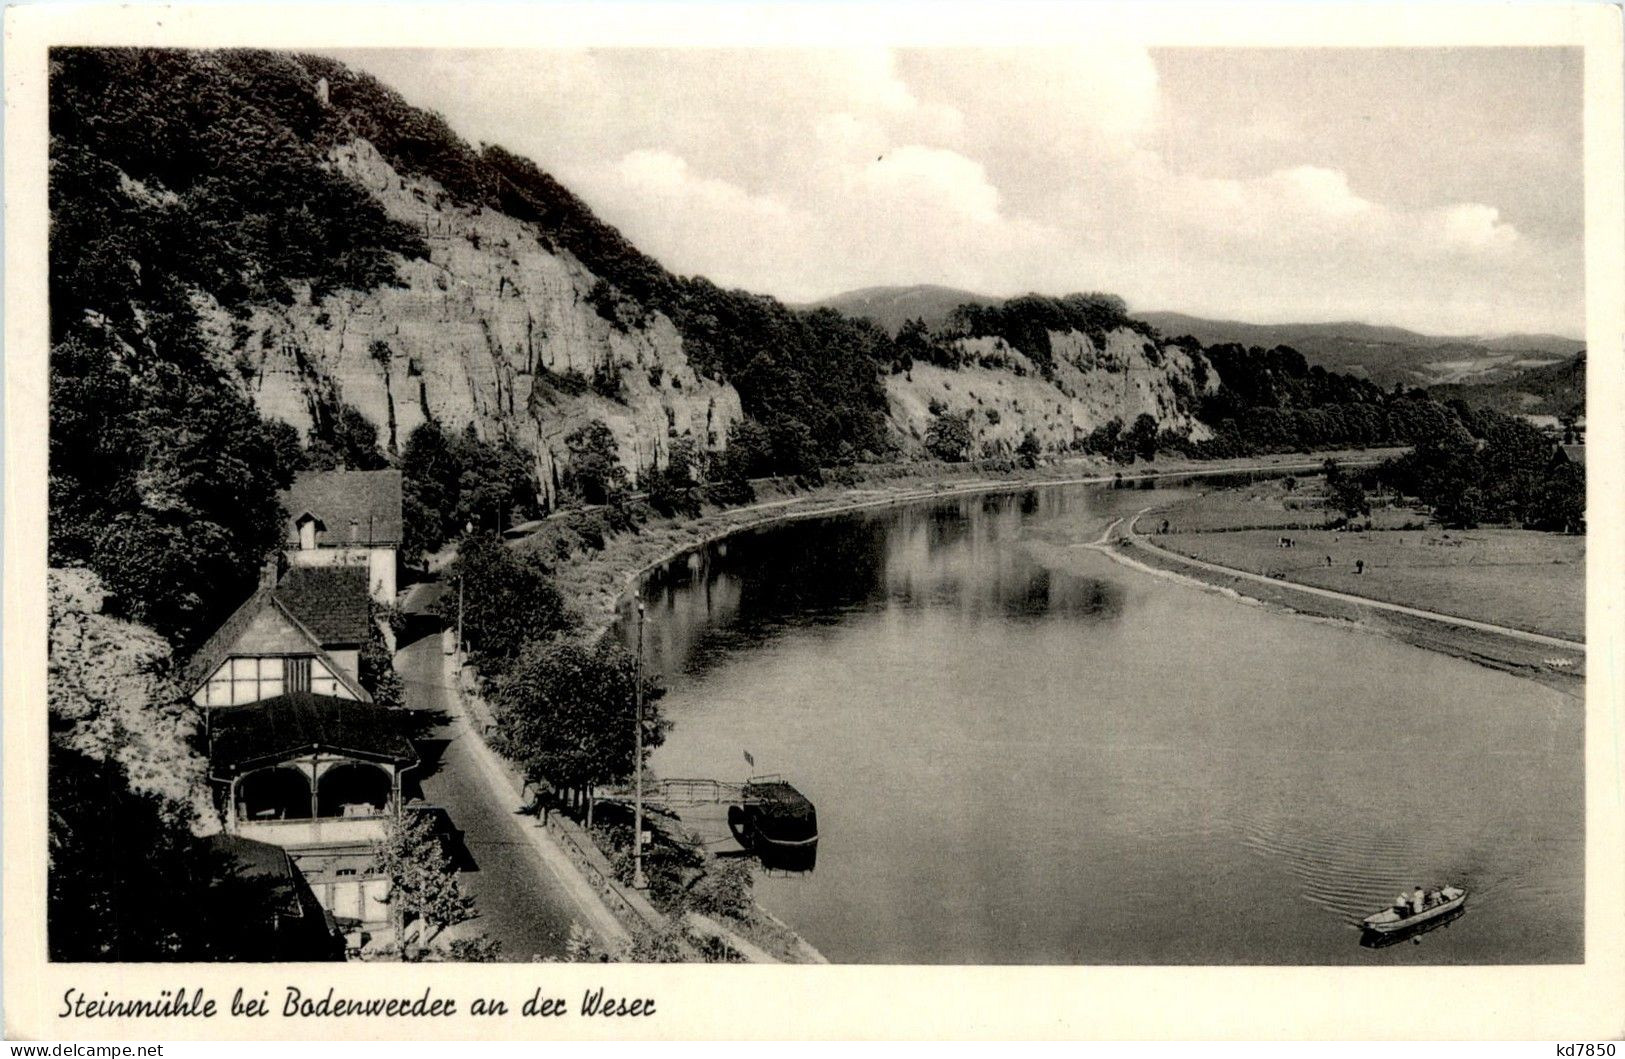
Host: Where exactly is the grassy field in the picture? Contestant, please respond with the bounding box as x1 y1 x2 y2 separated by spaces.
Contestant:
1142 478 1584 642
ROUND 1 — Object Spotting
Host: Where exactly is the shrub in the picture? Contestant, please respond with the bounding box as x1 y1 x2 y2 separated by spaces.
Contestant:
924 410 973 462
687 857 756 921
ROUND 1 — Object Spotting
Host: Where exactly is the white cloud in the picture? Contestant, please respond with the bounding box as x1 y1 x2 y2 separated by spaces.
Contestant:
1438 203 1520 252
327 47 1582 335
858 146 1001 225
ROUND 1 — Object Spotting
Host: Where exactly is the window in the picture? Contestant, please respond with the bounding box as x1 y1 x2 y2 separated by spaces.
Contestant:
216 656 285 705
288 656 312 693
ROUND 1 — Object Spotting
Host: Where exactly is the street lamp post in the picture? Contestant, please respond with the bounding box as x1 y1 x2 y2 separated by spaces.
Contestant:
632 593 647 890
455 574 465 661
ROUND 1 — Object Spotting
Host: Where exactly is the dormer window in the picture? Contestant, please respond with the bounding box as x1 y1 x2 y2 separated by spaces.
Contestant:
295 513 323 551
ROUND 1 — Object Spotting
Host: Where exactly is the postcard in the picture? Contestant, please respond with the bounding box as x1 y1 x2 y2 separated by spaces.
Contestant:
4 1 1622 1041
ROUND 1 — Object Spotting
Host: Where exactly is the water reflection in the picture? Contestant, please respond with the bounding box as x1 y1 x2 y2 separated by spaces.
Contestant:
628 496 1124 680
628 478 1581 964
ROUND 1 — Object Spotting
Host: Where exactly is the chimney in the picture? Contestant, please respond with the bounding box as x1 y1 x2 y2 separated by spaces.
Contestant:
260 557 280 590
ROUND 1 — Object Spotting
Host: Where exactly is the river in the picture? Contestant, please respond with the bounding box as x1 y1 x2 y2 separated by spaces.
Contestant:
619 478 1583 964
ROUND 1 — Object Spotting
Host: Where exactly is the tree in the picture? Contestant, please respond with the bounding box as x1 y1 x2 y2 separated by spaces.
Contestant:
1531 460 1585 533
1127 413 1159 463
433 532 573 675
563 420 627 504
724 417 775 479
1083 417 1123 457
358 613 404 709
311 403 388 471
705 421 759 506
1323 462 1371 523
50 335 297 650
304 436 344 472
401 421 457 559
371 809 475 956
924 410 972 462
491 639 667 797
264 418 309 481
1016 430 1042 469
451 424 535 532
402 421 540 562
1435 483 1484 529
49 744 302 961
649 436 702 516
767 417 819 478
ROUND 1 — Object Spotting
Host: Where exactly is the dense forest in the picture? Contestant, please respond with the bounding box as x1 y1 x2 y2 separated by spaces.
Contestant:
1182 341 1454 457
48 49 428 649
1430 351 1586 421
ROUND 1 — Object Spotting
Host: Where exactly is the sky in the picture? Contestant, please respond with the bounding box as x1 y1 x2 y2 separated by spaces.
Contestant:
327 47 1584 337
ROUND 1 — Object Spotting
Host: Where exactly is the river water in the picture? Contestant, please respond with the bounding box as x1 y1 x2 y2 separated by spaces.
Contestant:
621 479 1582 964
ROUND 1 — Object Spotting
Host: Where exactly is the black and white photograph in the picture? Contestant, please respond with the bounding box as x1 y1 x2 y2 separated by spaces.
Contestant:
6 0 1623 1042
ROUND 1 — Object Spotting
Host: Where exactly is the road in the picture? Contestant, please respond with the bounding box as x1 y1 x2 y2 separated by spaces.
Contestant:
396 631 583 959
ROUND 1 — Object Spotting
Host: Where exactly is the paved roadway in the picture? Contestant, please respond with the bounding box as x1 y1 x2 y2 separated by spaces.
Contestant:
397 631 581 959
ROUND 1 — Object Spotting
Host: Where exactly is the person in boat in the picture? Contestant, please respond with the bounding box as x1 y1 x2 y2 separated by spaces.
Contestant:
1411 886 1425 914
1395 893 1410 914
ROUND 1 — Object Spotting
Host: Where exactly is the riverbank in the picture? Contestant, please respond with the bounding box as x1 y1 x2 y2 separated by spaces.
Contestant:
517 448 1399 643
495 450 1391 962
1087 480 1585 697
618 461 1583 966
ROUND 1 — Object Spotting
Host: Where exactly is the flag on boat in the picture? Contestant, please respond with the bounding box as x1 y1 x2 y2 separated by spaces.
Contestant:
744 750 755 769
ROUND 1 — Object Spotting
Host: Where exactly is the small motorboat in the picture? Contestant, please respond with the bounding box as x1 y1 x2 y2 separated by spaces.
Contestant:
1362 885 1467 935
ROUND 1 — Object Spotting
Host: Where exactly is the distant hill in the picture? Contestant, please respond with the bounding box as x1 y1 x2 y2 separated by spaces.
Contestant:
806 284 1000 336
1431 352 1586 418
814 291 1585 391
1136 312 1583 390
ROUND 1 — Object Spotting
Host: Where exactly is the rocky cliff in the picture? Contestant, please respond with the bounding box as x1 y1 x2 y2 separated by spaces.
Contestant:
54 48 1225 516
887 328 1214 457
48 569 214 832
195 138 742 506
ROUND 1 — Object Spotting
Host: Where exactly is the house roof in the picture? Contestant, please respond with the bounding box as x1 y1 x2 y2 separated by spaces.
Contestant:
273 566 371 645
184 587 372 703
208 833 304 918
282 470 402 547
209 692 416 776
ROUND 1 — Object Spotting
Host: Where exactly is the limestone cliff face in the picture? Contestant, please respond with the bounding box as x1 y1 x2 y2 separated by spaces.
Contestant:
186 139 1208 482
197 139 742 505
886 328 1216 456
